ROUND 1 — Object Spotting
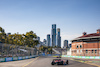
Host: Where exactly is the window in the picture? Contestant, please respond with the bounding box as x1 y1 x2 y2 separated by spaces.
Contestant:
86 50 88 53
80 45 82 48
75 50 76 53
95 50 97 53
80 49 82 53
76 45 78 48
92 50 94 53
77 50 79 53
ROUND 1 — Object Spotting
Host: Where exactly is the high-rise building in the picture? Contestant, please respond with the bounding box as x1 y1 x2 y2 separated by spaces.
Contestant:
57 28 61 47
51 24 56 47
49 38 51 46
60 36 61 47
35 36 41 47
37 37 40 42
7 33 11 36
43 39 47 46
47 34 50 46
63 40 68 48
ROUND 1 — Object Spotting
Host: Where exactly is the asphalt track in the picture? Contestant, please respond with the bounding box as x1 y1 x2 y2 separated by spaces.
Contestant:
0 56 99 67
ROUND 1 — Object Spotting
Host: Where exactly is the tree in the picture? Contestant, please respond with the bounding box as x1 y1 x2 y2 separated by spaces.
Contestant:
0 27 6 43
23 31 39 47
39 45 48 52
0 27 39 47
39 46 52 54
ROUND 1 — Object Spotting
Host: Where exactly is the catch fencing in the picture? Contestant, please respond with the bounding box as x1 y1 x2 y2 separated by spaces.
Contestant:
0 43 39 58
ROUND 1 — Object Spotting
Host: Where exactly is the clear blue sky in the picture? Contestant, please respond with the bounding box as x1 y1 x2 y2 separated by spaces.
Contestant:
0 0 100 47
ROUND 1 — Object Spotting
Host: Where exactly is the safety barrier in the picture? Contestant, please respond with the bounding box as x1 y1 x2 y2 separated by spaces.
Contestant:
41 53 60 56
62 55 100 59
0 55 38 62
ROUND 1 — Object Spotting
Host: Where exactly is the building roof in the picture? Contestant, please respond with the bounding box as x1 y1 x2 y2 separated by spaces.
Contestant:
72 33 100 41
78 33 100 38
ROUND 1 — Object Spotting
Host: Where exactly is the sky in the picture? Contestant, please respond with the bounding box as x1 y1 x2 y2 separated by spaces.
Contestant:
0 0 100 47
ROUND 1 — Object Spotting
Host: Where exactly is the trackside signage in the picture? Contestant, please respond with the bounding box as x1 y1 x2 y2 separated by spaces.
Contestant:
18 57 22 60
23 57 25 59
62 55 100 59
5 57 12 62
0 58 5 62
47 54 51 56
25 56 28 59
42 53 45 56
0 55 39 63
28 56 30 58
95 56 100 59
13 57 18 61
90 56 95 59
33 55 38 58
30 56 32 58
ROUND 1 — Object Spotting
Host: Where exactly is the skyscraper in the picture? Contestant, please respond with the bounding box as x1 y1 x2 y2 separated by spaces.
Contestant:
51 24 56 47
36 36 41 47
37 37 40 42
7 33 11 36
57 28 61 47
63 40 68 48
60 36 61 47
43 39 47 46
47 34 50 46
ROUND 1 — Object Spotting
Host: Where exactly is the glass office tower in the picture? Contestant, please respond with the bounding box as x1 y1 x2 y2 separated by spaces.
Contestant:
47 34 50 46
51 24 56 47
57 28 61 47
63 40 68 48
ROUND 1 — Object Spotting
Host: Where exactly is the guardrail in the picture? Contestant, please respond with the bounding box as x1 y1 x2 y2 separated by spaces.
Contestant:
0 55 38 62
62 55 100 59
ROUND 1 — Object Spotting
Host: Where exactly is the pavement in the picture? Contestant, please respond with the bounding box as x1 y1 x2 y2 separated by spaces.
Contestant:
0 56 100 67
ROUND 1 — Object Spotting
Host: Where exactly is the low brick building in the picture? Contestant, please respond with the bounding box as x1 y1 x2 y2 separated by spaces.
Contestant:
71 29 100 56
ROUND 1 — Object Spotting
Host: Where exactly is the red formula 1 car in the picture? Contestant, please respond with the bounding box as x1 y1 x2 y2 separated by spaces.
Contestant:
51 59 68 65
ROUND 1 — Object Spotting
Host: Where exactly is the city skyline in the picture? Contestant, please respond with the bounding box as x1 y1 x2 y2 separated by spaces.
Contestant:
0 0 100 47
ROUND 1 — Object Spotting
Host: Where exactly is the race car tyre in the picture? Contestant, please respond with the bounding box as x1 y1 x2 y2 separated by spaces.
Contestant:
51 62 54 65
66 60 68 64
57 62 59 65
61 61 63 65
